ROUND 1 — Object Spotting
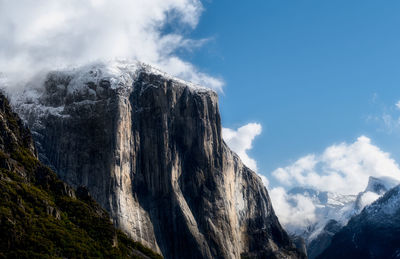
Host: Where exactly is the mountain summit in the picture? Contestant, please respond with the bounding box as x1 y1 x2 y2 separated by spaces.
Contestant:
15 60 303 259
318 183 400 258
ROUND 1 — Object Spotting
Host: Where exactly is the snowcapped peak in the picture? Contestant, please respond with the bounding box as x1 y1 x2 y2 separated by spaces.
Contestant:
65 60 141 92
58 59 211 94
287 187 355 207
286 177 400 245
365 185 400 217
354 176 400 212
365 176 400 194
12 59 215 127
12 59 214 108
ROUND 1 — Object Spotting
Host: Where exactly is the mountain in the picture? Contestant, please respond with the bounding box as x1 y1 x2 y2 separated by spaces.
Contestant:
354 176 399 212
0 92 161 258
14 60 303 259
305 219 342 259
317 184 400 259
287 176 399 259
286 187 357 239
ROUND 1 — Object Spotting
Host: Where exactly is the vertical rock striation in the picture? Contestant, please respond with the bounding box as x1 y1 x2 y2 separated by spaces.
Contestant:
0 92 161 258
16 61 302 259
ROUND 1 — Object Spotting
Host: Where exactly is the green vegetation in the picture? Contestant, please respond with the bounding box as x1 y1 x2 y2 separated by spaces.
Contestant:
0 93 162 259
11 147 37 173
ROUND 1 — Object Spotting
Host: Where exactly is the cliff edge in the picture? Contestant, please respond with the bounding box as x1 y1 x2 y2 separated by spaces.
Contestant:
15 61 303 259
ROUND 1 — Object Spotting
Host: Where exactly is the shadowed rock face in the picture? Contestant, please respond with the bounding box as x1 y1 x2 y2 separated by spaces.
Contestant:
306 220 341 259
317 185 400 259
16 62 303 259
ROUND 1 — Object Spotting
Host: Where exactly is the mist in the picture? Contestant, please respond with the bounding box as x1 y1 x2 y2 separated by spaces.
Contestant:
0 0 223 91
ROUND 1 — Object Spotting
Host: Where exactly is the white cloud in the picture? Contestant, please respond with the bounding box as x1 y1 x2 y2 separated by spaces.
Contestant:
269 187 316 229
380 113 400 134
367 99 400 134
258 174 269 189
267 136 400 233
0 0 223 91
222 123 262 172
396 100 400 110
272 136 400 195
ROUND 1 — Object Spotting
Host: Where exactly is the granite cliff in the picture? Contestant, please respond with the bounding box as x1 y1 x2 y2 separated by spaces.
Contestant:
0 92 161 258
15 61 303 259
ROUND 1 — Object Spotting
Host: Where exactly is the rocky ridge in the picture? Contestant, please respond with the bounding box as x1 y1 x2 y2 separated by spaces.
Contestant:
317 184 400 258
287 176 399 259
15 60 303 259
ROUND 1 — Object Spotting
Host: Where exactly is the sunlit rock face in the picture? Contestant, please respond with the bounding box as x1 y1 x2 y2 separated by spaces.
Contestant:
15 61 303 259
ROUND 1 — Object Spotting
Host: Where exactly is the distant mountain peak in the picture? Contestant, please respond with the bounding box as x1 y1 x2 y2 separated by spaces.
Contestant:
318 184 400 258
365 176 399 194
286 175 400 259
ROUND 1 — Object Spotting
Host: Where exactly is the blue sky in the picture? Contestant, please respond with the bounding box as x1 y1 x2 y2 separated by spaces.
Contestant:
3 0 400 231
2 0 400 190
178 0 400 186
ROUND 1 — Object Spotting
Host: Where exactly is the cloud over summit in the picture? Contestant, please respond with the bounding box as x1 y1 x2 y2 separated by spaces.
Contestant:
272 136 400 195
0 0 223 90
269 136 400 230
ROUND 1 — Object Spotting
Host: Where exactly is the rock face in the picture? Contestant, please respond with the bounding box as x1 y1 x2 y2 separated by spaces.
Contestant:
306 220 341 259
290 235 307 258
15 61 302 259
317 185 400 259
0 92 161 258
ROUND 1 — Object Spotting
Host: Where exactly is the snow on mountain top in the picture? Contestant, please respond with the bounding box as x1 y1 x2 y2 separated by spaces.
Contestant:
288 175 400 243
286 186 357 241
54 59 213 94
64 60 140 92
12 59 215 125
365 176 400 194
354 176 400 212
288 187 356 208
11 59 214 106
365 185 400 217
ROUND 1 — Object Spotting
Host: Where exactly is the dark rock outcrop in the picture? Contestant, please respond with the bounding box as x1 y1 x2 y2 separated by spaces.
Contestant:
290 235 307 258
16 61 303 259
307 220 341 259
287 176 400 259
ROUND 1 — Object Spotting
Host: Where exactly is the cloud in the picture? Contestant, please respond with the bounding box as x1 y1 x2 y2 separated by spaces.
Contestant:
381 112 400 134
222 123 262 172
258 174 270 189
367 99 400 134
269 187 316 229
272 136 400 195
0 0 223 91
268 136 400 232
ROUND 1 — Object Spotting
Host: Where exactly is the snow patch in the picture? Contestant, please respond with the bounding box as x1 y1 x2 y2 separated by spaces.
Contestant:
366 185 400 217
272 176 400 244
357 192 380 211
